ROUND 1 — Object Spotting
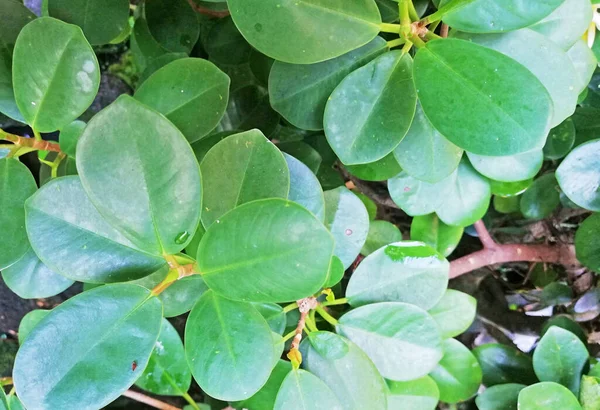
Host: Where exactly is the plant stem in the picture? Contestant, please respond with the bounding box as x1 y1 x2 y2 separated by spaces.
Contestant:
33 130 42 141
380 23 401 33
474 219 497 249
407 0 420 21
282 329 297 343
305 312 318 332
151 256 200 296
0 129 61 154
122 390 181 410
401 41 414 54
316 306 338 326
321 297 348 307
387 38 407 49
182 392 199 410
440 23 449 37
283 302 298 313
0 377 13 387
399 0 411 28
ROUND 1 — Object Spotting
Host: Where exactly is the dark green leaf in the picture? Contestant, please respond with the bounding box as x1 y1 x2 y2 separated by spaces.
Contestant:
145 0 199 53
130 17 169 72
544 119 576 160
386 376 439 410
475 383 525 410
557 139 600 211
541 316 587 345
278 142 322 174
284 153 326 221
410 214 463 257
428 289 476 339
576 213 600 272
219 85 280 137
361 220 402 256
231 360 292 410
58 120 85 158
517 382 582 409
138 52 188 85
345 152 402 182
473 344 537 387
254 303 286 335
205 16 251 65
274 369 343 410
530 264 559 288
520 173 560 219
17 309 50 345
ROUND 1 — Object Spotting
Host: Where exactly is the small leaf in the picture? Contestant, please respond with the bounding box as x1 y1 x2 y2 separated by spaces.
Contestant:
467 150 543 183
473 344 537 387
58 120 85 158
361 220 402 256
428 290 476 339
410 214 463 257
254 303 286 335
518 382 582 410
345 152 402 182
520 173 560 219
324 256 345 288
274 369 343 410
576 214 600 272
205 16 252 65
557 139 600 211
279 142 322 174
284 153 326 221
17 309 50 345
159 275 208 318
145 0 199 53
544 119 576 160
346 241 448 310
388 171 440 216
475 383 525 410
386 376 439 410
490 179 532 197
185 290 275 401
198 199 333 303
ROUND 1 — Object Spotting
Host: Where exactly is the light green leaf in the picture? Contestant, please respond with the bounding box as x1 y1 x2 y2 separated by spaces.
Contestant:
136 319 191 396
581 375 600 410
324 51 416 165
361 220 402 256
557 139 600 211
324 187 370 269
475 383 525 410
518 382 582 410
25 177 166 283
410 213 463 257
393 102 462 183
227 0 382 64
491 179 532 197
544 119 576 160
345 152 402 182
77 95 202 255
138 52 188 85
414 38 552 155
269 36 387 131
18 309 50 345
254 303 286 335
429 338 482 404
198 199 333 302
0 158 37 270
13 17 99 132
472 344 537 387
232 360 292 410
520 173 560 219
159 275 208 318
428 290 476 339
346 241 448 309
47 0 129 45
533 326 589 395
274 369 343 410
354 191 377 220
337 302 443 381
386 376 439 410
13 284 163 410
58 120 85 158
324 255 345 288
300 331 388 410
388 171 440 216
568 40 597 93
200 130 289 227
145 0 199 53
185 290 275 401
529 0 592 50
494 195 521 214
467 150 543 183
284 153 326 221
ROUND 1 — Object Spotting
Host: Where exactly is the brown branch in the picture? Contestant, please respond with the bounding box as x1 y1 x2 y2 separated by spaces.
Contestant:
440 23 449 38
123 390 181 410
474 220 496 249
338 164 399 209
187 0 230 17
0 132 61 153
291 297 317 350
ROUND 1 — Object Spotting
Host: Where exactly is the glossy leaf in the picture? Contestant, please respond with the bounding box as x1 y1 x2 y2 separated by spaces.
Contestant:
557 139 600 211
300 331 388 410
13 17 100 132
533 326 588 395
361 220 402 256
77 95 202 255
494 195 521 214
279 142 322 174
576 213 600 272
518 382 582 410
198 199 333 302
414 38 552 156
159 275 208 318
354 191 378 220
47 0 129 45
134 58 229 143
544 119 576 160
337 302 443 381
346 241 448 309
25 177 166 283
529 0 592 50
136 319 191 396
429 338 482 404
185 290 275 401
269 36 387 130
220 85 280 136
13 284 163 410
581 375 600 410
393 102 462 183
58 120 85 158
274 369 343 410
410 214 463 257
475 383 525 410
568 40 597 93
386 376 439 410
520 173 560 219
17 309 50 344
138 52 188 85
324 255 345 288
324 51 416 165
284 153 326 221
130 17 169 72
0 158 37 270
231 360 292 410
345 152 402 182
428 290 476 339
200 130 289 227
491 179 532 198
388 171 440 216
227 0 382 64
467 150 543 183
473 344 537 387
145 0 199 53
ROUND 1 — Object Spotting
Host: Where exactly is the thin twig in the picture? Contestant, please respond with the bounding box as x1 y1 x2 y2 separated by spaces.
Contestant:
187 0 230 17
290 297 317 351
338 165 399 209
440 23 449 38
474 220 497 249
122 390 181 410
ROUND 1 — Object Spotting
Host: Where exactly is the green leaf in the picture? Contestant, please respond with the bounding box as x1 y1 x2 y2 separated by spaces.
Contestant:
134 58 230 143
568 40 597 94
227 0 381 64
198 199 333 302
136 318 191 396
345 152 402 182
17 309 50 344
455 29 579 127
130 17 169 72
467 150 543 183
200 130 290 227
324 187 370 269
324 255 345 288
219 86 280 136
205 16 252 65
159 275 208 318
428 290 476 339
58 119 85 158
475 383 525 410
0 388 6 410
581 375 600 410
518 382 582 410
337 302 443 381
354 191 377 220
249 49 274 86
544 119 576 160
0 158 37 270
540 317 585 343
232 360 292 410
145 0 199 53
520 173 560 219
491 179 532 197
284 153 326 221
269 36 387 131
576 214 600 272
361 220 402 256
25 177 166 283
2 247 73 299
324 51 416 165
533 326 589 395
274 369 343 410
13 284 163 410
254 303 286 335
13 17 100 132
279 142 322 174
300 331 388 410
388 171 440 216
529 0 592 50
414 38 552 156
572 107 600 146
138 52 188 85
472 344 537 387
494 195 521 214
557 139 600 211
386 376 439 410
185 290 275 401
393 102 462 183
7 396 24 410
47 0 129 45
77 95 202 255
438 0 563 33
429 338 482 404
410 214 463 257
530 265 559 289
346 241 449 309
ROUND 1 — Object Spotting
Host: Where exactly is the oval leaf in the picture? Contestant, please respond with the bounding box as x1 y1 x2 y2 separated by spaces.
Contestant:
386 376 439 410
410 213 463 257
557 139 600 211
520 173 560 219
475 383 525 410
472 344 537 387
518 382 582 410
284 153 325 221
361 220 402 256
428 290 476 339
274 369 343 410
